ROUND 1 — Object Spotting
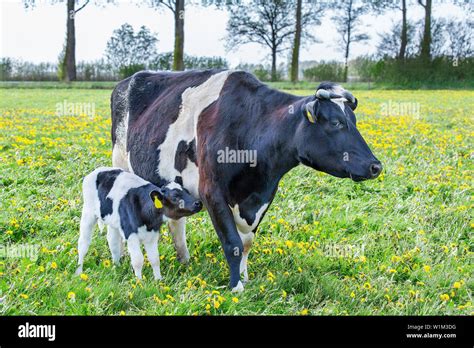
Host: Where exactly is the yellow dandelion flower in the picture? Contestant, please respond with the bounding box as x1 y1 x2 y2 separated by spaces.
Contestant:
363 282 371 290
440 294 450 301
103 260 111 268
50 261 57 269
300 309 309 315
423 265 431 272
20 294 29 299
282 290 287 299
67 292 76 300
80 273 88 281
232 297 239 303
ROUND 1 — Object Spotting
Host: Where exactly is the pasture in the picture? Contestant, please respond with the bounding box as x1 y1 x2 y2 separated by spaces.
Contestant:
0 87 472 315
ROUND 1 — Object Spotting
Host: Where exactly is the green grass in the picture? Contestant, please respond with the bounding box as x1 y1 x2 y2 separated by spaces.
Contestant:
0 87 472 315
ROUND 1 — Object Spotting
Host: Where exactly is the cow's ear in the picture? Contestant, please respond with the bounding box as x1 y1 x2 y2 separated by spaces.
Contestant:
346 97 358 111
304 100 319 123
150 188 164 209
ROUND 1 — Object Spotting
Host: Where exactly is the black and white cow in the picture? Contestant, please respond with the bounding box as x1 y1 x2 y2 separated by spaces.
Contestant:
110 70 382 292
76 167 202 280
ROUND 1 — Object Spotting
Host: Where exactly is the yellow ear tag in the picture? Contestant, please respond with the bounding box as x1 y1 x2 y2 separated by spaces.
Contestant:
306 110 315 123
153 196 163 209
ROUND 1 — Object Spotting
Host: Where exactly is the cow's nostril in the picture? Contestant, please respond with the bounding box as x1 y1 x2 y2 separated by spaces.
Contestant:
370 163 382 178
194 201 202 210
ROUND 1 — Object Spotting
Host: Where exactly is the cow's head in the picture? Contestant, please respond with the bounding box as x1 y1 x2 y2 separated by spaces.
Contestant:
295 82 382 181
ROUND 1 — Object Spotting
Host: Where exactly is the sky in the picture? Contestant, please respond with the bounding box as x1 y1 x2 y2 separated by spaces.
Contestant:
0 0 468 68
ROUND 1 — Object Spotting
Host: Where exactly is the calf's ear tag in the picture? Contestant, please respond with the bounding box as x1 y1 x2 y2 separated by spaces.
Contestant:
154 196 163 209
306 110 315 123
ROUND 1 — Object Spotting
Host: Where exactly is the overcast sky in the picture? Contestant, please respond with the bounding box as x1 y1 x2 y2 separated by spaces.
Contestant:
0 0 468 68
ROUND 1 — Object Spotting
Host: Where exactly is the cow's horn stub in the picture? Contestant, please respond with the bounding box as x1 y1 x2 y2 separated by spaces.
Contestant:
342 91 356 103
316 89 343 100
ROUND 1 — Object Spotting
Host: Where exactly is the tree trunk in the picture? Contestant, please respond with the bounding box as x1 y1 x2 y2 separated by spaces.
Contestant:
290 0 302 83
398 0 407 60
65 0 76 81
173 0 185 71
271 48 277 82
419 0 432 61
343 0 352 82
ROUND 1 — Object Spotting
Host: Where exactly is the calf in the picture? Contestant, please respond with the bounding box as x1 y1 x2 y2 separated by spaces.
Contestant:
76 167 202 280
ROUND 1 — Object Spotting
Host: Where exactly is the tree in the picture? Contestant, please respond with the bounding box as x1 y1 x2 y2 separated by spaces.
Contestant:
377 21 416 59
289 0 324 82
226 0 299 82
445 19 473 59
23 0 112 82
332 0 370 82
417 0 432 61
105 24 158 78
145 0 185 71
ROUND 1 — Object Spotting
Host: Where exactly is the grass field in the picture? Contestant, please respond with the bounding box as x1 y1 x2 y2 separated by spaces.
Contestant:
0 87 472 315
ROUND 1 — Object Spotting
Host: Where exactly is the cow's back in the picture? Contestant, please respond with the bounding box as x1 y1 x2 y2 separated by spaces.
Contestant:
125 69 231 196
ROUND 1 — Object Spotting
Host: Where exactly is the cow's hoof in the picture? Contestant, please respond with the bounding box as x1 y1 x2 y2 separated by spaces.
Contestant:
231 281 244 293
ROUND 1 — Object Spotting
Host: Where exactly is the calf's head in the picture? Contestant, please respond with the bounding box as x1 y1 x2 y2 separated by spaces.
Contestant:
295 82 382 181
150 182 202 220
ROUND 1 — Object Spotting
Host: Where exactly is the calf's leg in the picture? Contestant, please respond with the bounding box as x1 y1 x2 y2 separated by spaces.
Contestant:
106 226 122 265
143 233 162 280
76 206 97 275
127 234 144 280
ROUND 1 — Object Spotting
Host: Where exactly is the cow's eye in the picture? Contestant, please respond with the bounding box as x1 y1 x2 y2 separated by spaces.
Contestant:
331 120 343 128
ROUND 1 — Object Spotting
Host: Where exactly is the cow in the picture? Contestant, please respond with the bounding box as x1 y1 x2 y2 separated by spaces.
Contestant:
110 69 382 292
76 167 202 280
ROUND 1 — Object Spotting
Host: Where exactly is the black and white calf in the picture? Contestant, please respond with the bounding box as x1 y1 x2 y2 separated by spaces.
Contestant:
76 167 202 279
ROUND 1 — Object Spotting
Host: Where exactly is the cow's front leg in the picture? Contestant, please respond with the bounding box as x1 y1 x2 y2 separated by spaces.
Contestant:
203 191 244 292
169 217 190 264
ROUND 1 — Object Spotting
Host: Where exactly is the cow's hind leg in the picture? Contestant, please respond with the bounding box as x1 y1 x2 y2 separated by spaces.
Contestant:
169 218 190 264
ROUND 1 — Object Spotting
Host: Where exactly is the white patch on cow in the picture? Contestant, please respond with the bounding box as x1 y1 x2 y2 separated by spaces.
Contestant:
230 203 269 234
156 70 233 198
112 144 129 171
127 152 134 174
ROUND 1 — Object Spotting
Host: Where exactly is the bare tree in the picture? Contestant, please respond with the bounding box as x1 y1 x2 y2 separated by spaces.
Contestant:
332 0 370 82
417 0 432 61
145 0 185 71
23 0 112 82
289 0 324 82
226 0 300 82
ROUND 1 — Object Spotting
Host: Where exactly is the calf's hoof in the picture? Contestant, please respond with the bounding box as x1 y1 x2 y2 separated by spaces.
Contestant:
231 281 244 293
177 252 190 265
75 266 83 276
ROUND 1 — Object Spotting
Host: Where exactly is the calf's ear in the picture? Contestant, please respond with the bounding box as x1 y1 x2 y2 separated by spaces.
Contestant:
150 189 164 209
304 100 319 123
